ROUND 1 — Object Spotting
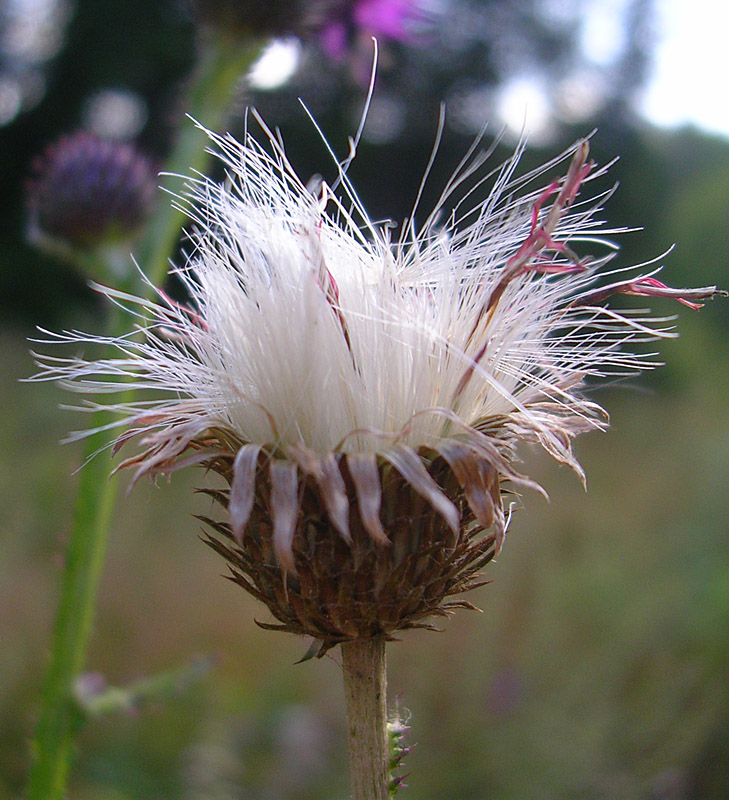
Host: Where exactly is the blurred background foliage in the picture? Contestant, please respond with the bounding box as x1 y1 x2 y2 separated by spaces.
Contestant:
1 0 728 798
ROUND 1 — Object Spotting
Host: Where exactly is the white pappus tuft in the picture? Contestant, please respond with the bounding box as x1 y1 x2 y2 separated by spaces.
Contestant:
31 115 719 494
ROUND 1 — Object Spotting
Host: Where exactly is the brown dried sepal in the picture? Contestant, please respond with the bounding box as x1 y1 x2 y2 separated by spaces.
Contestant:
199 446 505 655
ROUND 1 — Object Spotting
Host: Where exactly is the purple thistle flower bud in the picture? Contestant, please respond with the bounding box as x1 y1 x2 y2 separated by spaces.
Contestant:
26 131 156 250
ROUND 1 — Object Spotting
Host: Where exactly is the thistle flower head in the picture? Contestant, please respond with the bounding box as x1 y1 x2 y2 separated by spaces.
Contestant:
26 131 156 250
34 115 720 652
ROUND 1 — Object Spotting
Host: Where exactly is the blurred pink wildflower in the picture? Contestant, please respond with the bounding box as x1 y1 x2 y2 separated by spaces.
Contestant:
321 0 435 60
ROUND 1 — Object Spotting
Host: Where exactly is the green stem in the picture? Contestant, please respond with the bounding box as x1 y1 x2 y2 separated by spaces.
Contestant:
25 432 116 800
25 34 263 800
137 35 262 287
341 638 390 800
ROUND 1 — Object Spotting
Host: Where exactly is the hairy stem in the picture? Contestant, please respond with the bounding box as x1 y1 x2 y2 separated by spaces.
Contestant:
25 34 262 800
341 638 389 800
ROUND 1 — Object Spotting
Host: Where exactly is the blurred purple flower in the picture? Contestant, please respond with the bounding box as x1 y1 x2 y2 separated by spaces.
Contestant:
355 0 427 38
26 131 156 250
321 0 435 60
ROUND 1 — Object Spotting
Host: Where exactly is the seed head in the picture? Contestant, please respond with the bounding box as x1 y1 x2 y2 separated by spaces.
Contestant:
33 115 720 652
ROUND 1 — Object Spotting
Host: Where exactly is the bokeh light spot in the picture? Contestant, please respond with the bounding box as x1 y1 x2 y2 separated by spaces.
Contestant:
0 76 22 125
82 88 148 140
497 76 554 144
248 38 301 91
361 93 406 145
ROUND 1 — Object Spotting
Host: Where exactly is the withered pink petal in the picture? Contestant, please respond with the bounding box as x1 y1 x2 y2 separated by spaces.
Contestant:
285 442 323 476
147 447 221 476
382 445 459 535
625 277 720 309
435 439 494 530
317 453 351 542
229 443 263 543
269 459 300 574
574 276 722 311
285 445 350 541
465 433 545 496
346 452 388 544
123 423 211 487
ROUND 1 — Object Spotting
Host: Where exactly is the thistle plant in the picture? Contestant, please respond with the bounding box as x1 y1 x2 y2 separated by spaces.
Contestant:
23 5 446 797
31 110 721 797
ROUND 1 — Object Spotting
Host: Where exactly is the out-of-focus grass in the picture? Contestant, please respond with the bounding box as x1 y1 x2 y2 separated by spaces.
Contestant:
3 321 728 800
